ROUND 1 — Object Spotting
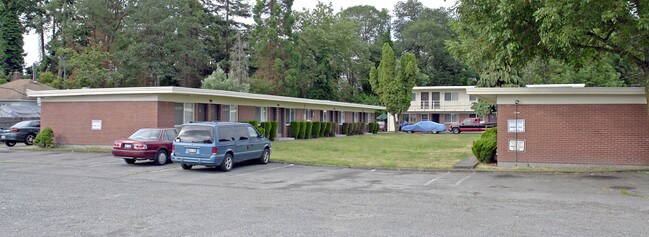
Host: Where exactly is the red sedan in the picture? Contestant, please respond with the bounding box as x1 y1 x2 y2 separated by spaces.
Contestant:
112 128 178 165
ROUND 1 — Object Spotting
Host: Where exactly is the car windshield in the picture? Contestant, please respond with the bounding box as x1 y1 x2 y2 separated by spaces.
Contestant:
128 129 161 141
12 121 33 128
177 125 214 144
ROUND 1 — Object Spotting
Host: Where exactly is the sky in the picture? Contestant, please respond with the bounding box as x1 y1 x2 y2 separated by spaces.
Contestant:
22 0 457 67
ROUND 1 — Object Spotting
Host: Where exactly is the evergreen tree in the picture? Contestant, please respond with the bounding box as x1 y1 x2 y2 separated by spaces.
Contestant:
228 32 250 85
0 0 25 75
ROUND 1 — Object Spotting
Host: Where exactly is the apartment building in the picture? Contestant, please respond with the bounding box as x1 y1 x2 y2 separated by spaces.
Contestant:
402 86 495 125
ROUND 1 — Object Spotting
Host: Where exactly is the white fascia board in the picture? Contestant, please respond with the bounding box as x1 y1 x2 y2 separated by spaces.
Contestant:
412 86 475 90
466 87 647 104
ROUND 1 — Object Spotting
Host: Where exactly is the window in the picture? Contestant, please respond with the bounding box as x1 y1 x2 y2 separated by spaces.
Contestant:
402 114 416 123
411 93 416 101
469 95 478 101
286 109 296 124
469 114 484 121
365 113 370 123
174 103 194 125
321 110 329 122
222 105 238 122
247 126 260 138
339 111 346 125
217 127 234 142
421 114 429 121
163 129 177 141
444 92 458 101
178 126 213 143
235 126 248 140
353 112 359 123
444 114 459 123
184 103 194 122
305 109 314 121
229 105 238 122
256 107 268 122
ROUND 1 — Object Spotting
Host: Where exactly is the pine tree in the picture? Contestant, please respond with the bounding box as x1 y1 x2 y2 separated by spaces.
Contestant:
229 32 249 85
0 0 25 75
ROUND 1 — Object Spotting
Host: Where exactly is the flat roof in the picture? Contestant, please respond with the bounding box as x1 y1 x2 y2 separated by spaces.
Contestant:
466 87 647 104
26 86 385 110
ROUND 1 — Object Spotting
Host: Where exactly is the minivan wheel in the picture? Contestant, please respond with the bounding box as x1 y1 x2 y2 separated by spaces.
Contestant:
452 127 460 134
153 150 168 165
5 141 16 147
220 153 233 172
24 134 35 146
181 164 193 170
259 148 270 164
124 158 136 164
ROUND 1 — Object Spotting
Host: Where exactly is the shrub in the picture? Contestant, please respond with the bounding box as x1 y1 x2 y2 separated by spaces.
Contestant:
34 127 55 148
305 122 313 139
372 122 379 134
331 122 338 137
242 120 258 128
319 122 326 137
323 122 331 137
360 123 367 134
290 121 300 138
342 123 350 136
269 121 278 141
312 122 321 139
472 127 497 163
300 122 308 139
258 127 266 137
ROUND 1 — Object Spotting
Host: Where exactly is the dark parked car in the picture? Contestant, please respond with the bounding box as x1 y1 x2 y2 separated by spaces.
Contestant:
171 122 271 172
401 121 447 134
0 120 40 147
112 128 178 165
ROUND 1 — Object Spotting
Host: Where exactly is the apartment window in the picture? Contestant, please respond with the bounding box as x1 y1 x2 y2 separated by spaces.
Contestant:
469 95 478 101
321 110 329 122
286 109 296 124
469 113 484 121
304 109 315 121
256 107 268 122
444 92 458 101
222 105 238 122
353 112 359 123
365 113 370 123
444 114 459 123
421 114 429 121
411 93 416 101
184 103 194 123
402 114 416 123
339 111 345 125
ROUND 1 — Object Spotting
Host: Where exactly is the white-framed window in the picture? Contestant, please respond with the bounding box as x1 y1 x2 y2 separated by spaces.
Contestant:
365 113 370 123
444 92 459 101
411 93 416 101
184 103 194 123
421 114 429 121
339 111 345 125
444 113 459 123
286 108 296 124
305 109 314 121
353 112 359 123
222 105 238 122
321 110 329 122
469 113 484 121
469 95 478 101
256 107 268 122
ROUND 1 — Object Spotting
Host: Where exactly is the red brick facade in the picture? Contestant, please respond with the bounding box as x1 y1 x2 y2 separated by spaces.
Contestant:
41 101 169 146
497 104 649 166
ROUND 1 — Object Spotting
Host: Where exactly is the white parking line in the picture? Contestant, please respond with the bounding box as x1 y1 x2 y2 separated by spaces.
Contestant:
234 164 294 177
424 171 450 186
454 172 475 186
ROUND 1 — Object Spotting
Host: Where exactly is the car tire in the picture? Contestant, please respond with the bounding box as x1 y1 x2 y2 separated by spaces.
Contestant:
124 158 136 164
24 134 35 146
258 148 270 164
220 153 233 172
153 150 168 166
181 164 193 170
452 127 460 134
5 141 16 147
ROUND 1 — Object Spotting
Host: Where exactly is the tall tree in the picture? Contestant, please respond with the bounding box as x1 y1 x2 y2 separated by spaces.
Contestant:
450 0 649 117
228 32 250 85
0 0 25 75
200 0 250 72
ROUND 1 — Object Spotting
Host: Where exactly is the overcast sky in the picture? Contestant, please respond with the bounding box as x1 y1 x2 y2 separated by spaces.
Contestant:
22 0 457 67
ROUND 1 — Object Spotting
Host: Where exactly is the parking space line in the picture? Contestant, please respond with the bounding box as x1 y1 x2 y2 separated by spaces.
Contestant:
234 164 294 177
424 171 450 186
150 167 178 173
454 172 475 187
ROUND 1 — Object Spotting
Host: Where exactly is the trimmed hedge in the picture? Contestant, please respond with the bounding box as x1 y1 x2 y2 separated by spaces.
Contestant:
300 122 308 139
269 121 278 141
305 122 313 139
34 127 54 148
290 121 300 138
319 122 326 137
368 122 378 134
472 127 497 163
241 120 258 128
342 123 350 136
312 122 321 139
330 122 337 137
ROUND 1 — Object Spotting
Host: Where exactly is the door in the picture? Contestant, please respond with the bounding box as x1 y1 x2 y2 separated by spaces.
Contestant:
432 114 440 123
234 126 250 161
246 126 265 159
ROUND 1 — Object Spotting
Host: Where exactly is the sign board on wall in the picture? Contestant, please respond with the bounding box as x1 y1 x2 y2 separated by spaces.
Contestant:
508 139 525 152
91 120 102 130
507 119 525 133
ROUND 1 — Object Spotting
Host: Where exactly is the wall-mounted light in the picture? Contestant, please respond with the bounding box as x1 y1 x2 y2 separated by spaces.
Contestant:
515 99 520 104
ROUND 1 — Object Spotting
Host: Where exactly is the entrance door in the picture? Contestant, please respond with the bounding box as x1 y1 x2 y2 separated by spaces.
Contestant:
432 114 440 123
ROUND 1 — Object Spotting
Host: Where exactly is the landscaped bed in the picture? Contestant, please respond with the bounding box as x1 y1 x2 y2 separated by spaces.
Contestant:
271 133 480 169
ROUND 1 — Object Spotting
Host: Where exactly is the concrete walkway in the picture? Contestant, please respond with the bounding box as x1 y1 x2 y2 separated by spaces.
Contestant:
453 156 479 169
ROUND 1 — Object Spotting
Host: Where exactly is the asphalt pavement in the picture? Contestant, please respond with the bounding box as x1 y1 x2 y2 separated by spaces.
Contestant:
1 150 648 236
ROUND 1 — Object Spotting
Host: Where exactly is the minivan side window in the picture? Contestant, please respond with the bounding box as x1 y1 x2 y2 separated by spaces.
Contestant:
235 126 249 140
178 125 214 143
217 127 234 142
247 126 259 138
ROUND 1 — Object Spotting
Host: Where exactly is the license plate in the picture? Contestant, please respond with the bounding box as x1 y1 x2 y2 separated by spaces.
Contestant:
187 148 197 154
124 144 132 149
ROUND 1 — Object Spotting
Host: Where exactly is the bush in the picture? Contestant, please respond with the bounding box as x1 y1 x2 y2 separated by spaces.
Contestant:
319 122 326 137
305 122 313 139
331 122 338 137
472 127 497 163
372 122 379 134
290 121 299 138
323 122 331 137
269 121 278 141
300 122 307 139
242 120 258 128
312 122 321 139
34 127 55 148
342 123 350 136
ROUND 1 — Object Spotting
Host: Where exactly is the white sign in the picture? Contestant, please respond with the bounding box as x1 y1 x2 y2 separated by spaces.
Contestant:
507 119 525 133
508 140 525 152
91 120 102 130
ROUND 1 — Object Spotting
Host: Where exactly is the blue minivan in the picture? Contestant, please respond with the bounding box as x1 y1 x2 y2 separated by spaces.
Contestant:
171 122 271 171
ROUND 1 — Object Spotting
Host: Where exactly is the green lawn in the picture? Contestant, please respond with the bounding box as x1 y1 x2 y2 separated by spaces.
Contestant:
271 133 481 169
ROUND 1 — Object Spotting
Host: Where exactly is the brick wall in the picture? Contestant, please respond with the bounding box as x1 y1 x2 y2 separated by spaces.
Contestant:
157 102 175 128
238 105 256 121
41 101 164 145
497 104 649 166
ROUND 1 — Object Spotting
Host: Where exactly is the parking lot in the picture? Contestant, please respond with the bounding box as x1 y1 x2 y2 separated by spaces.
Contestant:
1 150 649 236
